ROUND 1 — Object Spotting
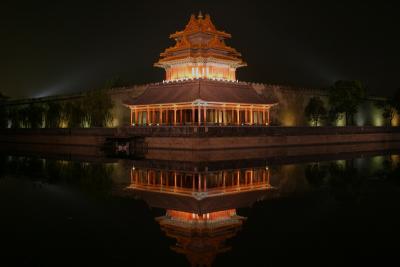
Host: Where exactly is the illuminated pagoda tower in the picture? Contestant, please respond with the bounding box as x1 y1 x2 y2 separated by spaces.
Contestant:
155 11 246 81
125 12 277 126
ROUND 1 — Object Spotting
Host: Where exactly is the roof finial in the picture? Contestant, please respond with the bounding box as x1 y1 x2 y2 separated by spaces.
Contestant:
198 11 203 19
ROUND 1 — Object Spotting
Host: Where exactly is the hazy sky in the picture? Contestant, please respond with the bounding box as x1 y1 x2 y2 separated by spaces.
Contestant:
1 0 399 98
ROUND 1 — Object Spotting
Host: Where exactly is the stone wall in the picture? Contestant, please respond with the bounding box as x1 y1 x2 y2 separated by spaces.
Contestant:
2 81 398 127
250 83 399 127
109 84 148 127
1 127 399 150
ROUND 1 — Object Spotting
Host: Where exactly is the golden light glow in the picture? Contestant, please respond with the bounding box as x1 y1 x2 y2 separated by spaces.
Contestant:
281 112 296 126
391 113 399 126
155 13 246 81
167 209 237 223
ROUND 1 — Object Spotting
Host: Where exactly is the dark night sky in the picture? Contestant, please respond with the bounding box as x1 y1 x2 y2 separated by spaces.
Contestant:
1 0 399 99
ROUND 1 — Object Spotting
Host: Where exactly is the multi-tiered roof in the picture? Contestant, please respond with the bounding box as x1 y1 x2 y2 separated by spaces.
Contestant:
155 12 246 81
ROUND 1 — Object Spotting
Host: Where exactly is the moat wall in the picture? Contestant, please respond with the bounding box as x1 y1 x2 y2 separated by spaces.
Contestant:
1 127 400 150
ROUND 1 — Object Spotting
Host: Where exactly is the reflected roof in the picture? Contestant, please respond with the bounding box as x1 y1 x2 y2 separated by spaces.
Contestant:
122 187 278 214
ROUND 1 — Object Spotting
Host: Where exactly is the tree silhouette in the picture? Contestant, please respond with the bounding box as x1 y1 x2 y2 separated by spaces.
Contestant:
82 89 114 127
8 106 22 128
45 101 63 128
375 99 396 126
0 92 8 128
392 88 400 114
304 96 327 126
328 80 366 126
63 100 86 128
25 103 45 128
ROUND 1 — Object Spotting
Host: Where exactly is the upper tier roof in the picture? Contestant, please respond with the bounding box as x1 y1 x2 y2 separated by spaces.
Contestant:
170 12 231 39
155 13 246 68
124 79 277 106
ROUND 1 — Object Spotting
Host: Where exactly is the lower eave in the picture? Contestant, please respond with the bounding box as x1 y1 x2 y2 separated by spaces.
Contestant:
124 101 278 109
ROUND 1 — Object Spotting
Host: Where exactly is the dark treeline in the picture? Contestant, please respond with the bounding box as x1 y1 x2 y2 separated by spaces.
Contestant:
0 155 114 194
304 81 400 126
304 155 400 202
1 88 114 129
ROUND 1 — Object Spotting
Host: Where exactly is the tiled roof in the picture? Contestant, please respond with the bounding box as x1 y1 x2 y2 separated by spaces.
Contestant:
124 79 276 106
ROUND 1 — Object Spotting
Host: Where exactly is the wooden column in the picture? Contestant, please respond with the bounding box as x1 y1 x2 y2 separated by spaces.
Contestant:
204 106 207 125
263 109 266 125
148 110 151 125
231 109 234 125
267 108 270 125
198 174 201 191
180 109 183 125
198 105 201 126
223 108 226 125
261 111 264 125
130 109 133 126
192 107 195 125
174 173 177 187
173 108 177 125
250 107 253 125
245 109 247 124
237 109 240 125
159 108 162 125
135 109 138 125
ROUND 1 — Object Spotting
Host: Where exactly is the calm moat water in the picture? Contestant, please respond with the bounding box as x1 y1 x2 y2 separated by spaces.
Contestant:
1 145 400 266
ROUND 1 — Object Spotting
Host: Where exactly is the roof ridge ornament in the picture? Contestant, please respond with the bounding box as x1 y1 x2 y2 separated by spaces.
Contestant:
155 13 247 81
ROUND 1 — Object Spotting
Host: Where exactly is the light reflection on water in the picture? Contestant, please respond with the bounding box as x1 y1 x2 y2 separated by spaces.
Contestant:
0 148 400 266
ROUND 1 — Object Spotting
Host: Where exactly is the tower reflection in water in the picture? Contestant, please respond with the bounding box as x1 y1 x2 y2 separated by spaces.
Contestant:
124 161 277 267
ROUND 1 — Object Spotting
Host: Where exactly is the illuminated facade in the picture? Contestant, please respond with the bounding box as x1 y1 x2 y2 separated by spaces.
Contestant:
155 12 246 81
125 13 277 126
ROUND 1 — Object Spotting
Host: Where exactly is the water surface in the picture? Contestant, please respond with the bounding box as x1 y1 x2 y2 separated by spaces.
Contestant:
1 145 400 266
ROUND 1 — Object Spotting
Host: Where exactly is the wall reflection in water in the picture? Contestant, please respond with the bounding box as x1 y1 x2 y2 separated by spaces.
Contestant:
129 166 272 198
119 154 400 266
122 163 275 267
1 152 400 266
